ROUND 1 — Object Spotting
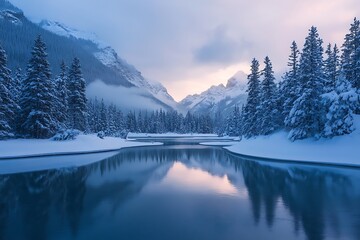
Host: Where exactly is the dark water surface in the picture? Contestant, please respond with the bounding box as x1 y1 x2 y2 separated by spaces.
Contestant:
1 144 360 240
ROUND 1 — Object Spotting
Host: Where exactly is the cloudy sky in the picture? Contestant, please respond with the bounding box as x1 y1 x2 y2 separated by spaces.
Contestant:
10 0 360 101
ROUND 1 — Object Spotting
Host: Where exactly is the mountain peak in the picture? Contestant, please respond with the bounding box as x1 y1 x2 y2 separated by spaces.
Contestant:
179 70 248 116
39 20 106 47
225 71 247 89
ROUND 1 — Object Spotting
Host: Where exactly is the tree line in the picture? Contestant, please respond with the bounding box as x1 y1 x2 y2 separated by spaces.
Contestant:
87 98 213 136
0 35 87 139
227 19 360 141
0 35 214 139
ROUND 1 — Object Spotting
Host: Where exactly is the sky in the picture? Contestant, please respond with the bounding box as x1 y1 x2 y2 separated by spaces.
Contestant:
10 0 360 101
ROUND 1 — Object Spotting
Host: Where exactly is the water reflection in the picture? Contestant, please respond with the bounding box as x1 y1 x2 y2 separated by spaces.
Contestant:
0 145 359 240
159 162 240 197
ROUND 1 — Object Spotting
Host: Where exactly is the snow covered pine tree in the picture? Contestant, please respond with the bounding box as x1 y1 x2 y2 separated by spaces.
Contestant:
18 35 57 138
243 58 261 137
0 44 18 139
68 57 87 131
259 56 280 135
285 27 325 141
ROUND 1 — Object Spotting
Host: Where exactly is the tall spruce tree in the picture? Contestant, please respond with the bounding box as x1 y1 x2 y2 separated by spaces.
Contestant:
282 41 300 121
99 98 107 132
243 58 261 137
54 61 69 128
342 18 360 90
106 103 117 136
0 44 18 138
12 67 23 102
259 56 279 135
19 36 57 138
68 57 87 131
227 105 241 136
324 44 340 92
126 111 137 132
285 27 325 141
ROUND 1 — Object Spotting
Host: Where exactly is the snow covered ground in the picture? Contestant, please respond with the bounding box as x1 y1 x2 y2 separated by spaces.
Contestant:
0 134 162 159
127 133 219 138
223 116 360 167
127 133 240 141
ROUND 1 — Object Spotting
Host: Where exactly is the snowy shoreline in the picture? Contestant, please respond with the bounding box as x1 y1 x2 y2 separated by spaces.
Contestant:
223 135 360 168
224 133 360 168
224 148 360 168
0 134 162 160
200 116 360 168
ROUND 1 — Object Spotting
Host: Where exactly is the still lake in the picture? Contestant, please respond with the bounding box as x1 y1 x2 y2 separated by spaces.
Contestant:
0 141 360 240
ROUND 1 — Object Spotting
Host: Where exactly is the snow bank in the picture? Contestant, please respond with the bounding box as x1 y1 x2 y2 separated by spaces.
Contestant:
225 116 360 167
0 134 162 159
127 133 219 138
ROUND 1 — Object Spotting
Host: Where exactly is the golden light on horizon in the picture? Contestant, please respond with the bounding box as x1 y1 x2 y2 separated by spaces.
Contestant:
167 62 250 102
161 162 248 198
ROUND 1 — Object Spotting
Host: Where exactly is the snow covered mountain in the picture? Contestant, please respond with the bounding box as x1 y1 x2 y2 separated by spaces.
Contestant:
0 0 178 112
0 0 250 115
39 20 178 110
179 71 248 116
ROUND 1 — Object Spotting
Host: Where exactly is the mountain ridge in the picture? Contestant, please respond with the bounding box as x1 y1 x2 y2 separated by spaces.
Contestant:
179 71 248 116
0 0 177 112
39 19 178 110
1 0 248 115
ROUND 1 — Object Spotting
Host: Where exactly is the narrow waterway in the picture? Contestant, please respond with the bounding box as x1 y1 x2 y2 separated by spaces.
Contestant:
0 142 359 240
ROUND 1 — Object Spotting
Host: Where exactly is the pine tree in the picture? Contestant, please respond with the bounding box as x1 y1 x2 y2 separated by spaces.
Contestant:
115 108 125 135
322 73 359 137
342 18 360 90
285 27 325 141
99 98 107 132
87 98 95 132
142 111 150 133
259 56 279 135
54 61 68 128
106 103 117 136
282 41 300 120
126 111 137 132
18 36 57 138
11 67 23 102
0 89 12 139
227 105 241 136
243 58 261 137
324 44 340 92
0 44 18 138
68 57 87 131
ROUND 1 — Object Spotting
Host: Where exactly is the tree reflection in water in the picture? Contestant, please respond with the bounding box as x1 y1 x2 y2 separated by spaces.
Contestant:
0 145 359 240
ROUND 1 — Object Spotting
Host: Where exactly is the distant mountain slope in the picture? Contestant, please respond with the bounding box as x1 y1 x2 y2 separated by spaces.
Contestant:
180 71 248 116
0 0 176 111
0 1 131 87
39 20 179 111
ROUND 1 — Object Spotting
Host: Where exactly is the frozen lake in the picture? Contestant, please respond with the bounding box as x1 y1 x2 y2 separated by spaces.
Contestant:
1 141 360 240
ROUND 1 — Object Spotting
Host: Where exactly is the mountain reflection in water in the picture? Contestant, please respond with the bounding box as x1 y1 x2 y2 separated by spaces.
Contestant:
0 145 359 240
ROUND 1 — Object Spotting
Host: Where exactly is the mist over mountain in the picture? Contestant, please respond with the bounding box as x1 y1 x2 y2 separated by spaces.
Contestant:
0 0 250 115
0 0 178 111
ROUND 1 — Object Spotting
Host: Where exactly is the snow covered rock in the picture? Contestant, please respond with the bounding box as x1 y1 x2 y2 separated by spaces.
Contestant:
51 129 81 141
